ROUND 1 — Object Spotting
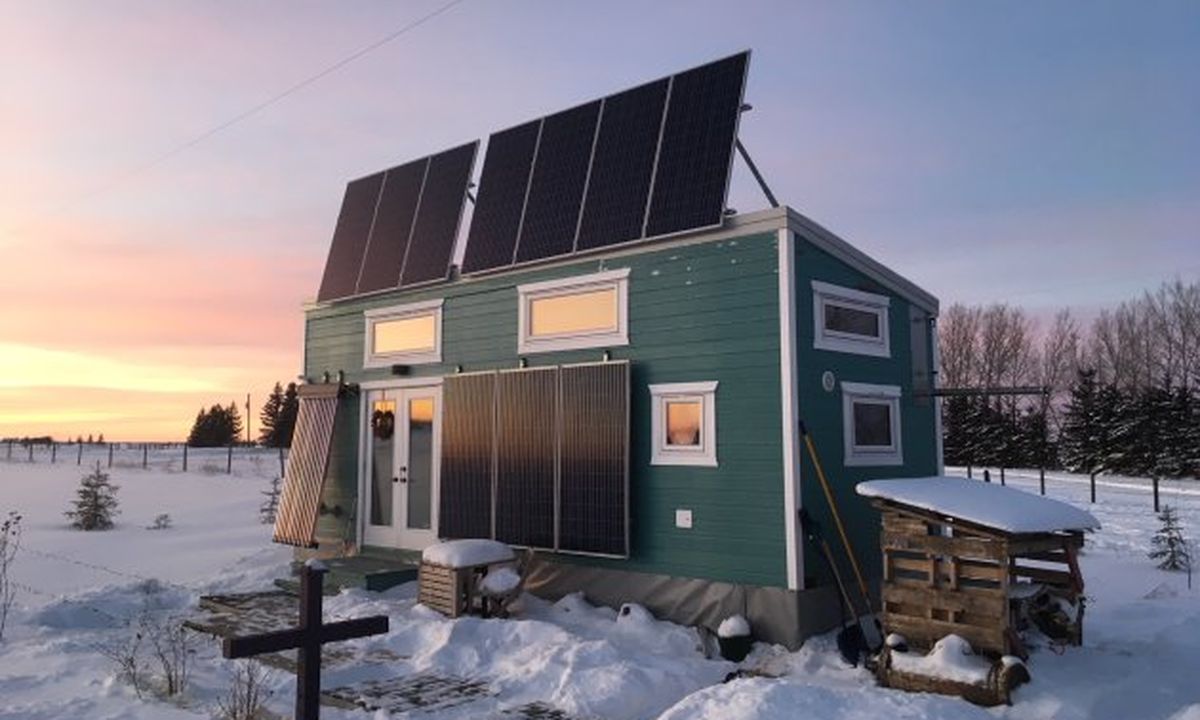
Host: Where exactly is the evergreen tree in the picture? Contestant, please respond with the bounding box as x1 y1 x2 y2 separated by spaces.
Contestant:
1149 505 1192 571
187 404 242 447
258 383 285 447
259 476 281 524
1061 369 1103 475
225 402 244 445
275 383 299 449
65 462 120 530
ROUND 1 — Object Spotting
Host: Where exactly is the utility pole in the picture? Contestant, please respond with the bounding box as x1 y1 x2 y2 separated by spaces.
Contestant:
246 393 252 444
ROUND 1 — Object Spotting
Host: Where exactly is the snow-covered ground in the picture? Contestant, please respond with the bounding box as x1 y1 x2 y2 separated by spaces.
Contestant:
1 455 1197 719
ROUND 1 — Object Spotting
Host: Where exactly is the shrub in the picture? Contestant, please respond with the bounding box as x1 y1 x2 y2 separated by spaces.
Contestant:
65 462 120 530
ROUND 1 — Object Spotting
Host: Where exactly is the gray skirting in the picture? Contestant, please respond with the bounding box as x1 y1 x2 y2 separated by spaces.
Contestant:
523 557 842 649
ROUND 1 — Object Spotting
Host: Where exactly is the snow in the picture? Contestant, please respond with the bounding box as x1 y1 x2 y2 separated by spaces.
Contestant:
479 566 521 596
856 475 1101 533
1 456 1198 720
422 538 514 568
889 634 992 684
717 614 750 638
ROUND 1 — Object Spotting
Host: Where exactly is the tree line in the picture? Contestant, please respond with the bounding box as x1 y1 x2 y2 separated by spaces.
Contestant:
940 278 1200 478
186 382 298 448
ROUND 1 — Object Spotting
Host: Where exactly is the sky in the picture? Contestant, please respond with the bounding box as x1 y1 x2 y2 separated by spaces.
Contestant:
1 1 1197 441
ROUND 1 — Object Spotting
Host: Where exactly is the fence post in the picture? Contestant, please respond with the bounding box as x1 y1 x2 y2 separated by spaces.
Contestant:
6 440 11 461
107 443 113 468
143 444 148 469
967 464 973 479
1039 467 1045 496
183 444 189 473
983 469 991 484
227 445 233 474
1153 477 1160 513
51 442 57 464
28 444 34 463
1090 472 1096 504
77 442 83 465
279 446 285 479
999 467 1006 486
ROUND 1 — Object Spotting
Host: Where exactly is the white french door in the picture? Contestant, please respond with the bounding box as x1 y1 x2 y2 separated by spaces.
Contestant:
362 384 441 550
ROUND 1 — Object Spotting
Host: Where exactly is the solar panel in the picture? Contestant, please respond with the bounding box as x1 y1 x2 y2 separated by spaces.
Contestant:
513 100 602 263
355 158 428 295
316 171 384 302
558 362 628 556
575 79 669 252
494 368 557 549
400 141 478 287
439 372 496 540
460 121 541 274
644 51 748 238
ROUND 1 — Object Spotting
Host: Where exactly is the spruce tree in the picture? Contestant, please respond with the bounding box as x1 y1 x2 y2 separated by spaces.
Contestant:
65 462 120 530
1149 505 1192 571
258 383 285 447
259 476 281 524
275 383 299 449
225 402 244 445
1062 369 1102 475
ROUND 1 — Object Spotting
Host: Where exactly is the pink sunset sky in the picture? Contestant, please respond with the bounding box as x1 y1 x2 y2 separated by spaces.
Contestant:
1 1 1197 441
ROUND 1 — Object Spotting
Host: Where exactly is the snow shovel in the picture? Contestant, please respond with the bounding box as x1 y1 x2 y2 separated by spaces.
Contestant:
801 509 872 665
798 421 882 652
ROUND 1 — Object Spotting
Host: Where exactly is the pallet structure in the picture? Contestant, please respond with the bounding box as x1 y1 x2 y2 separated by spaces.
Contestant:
418 561 478 618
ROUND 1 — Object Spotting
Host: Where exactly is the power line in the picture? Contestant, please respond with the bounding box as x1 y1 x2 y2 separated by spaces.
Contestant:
3 0 467 238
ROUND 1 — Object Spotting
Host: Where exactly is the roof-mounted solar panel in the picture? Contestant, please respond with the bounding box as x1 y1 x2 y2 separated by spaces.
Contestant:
460 121 541 274
400 141 478 287
355 157 428 295
317 171 385 302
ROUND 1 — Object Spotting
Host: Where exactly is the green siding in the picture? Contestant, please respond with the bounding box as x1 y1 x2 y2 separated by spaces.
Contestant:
306 232 788 587
792 235 939 586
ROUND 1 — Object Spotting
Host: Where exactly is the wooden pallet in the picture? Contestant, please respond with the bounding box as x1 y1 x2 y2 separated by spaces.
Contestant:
418 561 475 618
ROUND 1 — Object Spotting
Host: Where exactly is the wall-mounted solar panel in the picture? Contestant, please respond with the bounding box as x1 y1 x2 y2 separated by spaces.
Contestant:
494 368 558 549
460 121 541 274
439 372 496 540
645 51 749 238
559 362 629 556
316 172 385 302
400 141 478 287
513 100 601 263
575 79 669 252
355 158 428 295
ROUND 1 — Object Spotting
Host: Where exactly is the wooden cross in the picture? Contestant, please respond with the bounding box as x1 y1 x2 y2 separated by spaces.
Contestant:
222 560 389 720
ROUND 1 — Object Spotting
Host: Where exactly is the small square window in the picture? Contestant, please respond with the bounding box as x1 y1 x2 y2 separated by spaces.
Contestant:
363 299 443 368
813 280 890 358
650 382 717 467
517 269 629 354
842 382 903 466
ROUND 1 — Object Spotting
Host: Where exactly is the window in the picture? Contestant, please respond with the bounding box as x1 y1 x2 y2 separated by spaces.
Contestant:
518 268 629 354
842 382 903 466
650 381 717 467
812 280 890 358
363 299 443 367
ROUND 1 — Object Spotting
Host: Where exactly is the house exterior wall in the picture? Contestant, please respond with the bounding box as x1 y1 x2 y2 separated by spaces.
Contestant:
791 232 940 587
304 229 790 588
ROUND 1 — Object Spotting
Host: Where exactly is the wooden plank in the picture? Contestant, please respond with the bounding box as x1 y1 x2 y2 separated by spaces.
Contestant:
883 584 1006 618
1011 564 1073 587
885 614 1007 656
881 531 1006 561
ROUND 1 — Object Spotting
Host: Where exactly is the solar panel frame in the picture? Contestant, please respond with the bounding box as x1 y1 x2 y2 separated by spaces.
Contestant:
354 157 429 295
399 141 479 288
316 171 385 302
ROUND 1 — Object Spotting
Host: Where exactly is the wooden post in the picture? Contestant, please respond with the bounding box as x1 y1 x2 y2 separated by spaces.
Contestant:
6 440 11 461
28 444 33 462
999 467 1006 486
222 563 389 720
143 444 148 469
1039 467 1046 496
107 443 114 468
227 445 233 474
1090 472 1096 504
51 442 57 464
1153 477 1160 513
183 444 188 472
983 469 991 484
77 442 83 465
967 464 972 479
279 446 286 479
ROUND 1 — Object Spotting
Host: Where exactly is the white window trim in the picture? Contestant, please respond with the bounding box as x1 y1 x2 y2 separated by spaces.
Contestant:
649 381 718 467
362 299 444 368
842 381 903 467
517 268 630 354
812 280 891 358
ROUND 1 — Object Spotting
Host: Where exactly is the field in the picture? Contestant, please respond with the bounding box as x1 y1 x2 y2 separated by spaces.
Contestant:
0 450 1197 719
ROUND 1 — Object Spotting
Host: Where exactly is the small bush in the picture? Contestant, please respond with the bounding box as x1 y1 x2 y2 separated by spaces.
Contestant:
146 514 173 531
216 660 274 720
65 462 120 530
259 477 281 525
1150 505 1193 572
0 511 21 641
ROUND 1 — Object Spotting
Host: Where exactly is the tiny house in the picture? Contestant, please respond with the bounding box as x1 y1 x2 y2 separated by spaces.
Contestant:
274 52 941 648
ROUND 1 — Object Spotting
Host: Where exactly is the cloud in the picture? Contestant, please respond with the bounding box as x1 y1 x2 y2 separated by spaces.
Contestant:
0 343 230 393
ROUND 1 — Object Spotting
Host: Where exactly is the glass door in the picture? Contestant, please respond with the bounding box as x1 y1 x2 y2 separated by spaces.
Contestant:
362 385 440 550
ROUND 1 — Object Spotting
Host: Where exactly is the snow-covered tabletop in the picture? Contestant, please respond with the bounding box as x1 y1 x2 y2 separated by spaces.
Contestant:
422 538 515 568
856 476 1100 534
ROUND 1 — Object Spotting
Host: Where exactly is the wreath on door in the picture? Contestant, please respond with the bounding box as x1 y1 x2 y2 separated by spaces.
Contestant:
371 409 395 440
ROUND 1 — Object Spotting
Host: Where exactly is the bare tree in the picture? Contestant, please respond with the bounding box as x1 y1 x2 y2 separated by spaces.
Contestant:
938 303 983 388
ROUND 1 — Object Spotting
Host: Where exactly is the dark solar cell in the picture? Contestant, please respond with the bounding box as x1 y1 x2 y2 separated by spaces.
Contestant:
440 373 496 540
316 171 384 301
355 158 427 294
645 51 748 238
494 368 557 549
461 121 541 273
575 79 668 252
400 142 478 286
514 100 601 263
558 362 629 556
